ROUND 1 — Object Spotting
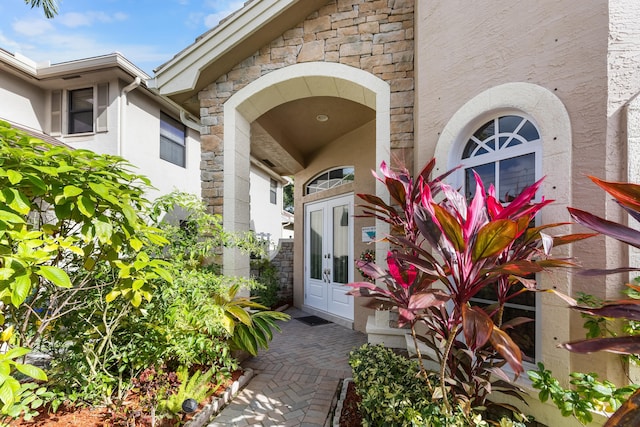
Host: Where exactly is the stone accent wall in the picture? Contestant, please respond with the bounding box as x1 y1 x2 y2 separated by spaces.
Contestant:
270 239 294 302
198 0 414 213
251 240 294 303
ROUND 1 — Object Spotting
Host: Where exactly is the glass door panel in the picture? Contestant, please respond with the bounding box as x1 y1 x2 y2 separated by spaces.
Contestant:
332 204 349 284
309 210 323 280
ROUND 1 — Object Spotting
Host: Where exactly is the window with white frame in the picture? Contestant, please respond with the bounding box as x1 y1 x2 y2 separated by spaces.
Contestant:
305 167 354 195
51 84 108 136
160 112 186 167
270 178 277 204
461 114 541 363
68 88 94 134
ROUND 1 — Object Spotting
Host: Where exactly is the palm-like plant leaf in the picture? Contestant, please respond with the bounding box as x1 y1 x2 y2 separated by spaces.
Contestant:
560 336 640 355
488 326 523 376
571 300 640 321
589 176 640 212
569 207 640 249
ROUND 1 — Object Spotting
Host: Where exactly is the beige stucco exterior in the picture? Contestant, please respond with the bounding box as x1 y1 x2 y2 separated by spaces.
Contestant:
0 51 202 200
414 0 640 393
152 1 640 424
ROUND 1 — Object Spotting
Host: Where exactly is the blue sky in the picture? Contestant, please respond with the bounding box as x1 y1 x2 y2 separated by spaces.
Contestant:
1 0 245 75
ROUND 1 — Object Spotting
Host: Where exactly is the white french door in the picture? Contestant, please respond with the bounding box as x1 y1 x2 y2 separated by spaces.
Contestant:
304 194 354 320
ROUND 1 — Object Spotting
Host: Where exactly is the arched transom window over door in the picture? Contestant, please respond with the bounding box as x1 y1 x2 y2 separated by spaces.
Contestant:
305 166 354 195
461 114 542 364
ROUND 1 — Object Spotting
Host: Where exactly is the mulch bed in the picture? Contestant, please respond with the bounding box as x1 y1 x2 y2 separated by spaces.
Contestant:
338 380 363 427
13 370 243 427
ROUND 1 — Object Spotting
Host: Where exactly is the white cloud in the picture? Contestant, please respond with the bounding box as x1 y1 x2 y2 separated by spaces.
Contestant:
186 12 204 29
12 18 54 37
11 29 174 74
203 0 244 28
58 11 128 28
0 31 23 52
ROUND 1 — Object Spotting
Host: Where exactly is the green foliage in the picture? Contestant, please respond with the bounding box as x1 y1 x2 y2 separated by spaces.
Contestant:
25 0 58 18
0 124 288 420
149 191 266 268
576 282 640 366
283 179 294 213
42 191 278 405
349 343 438 426
576 292 612 339
349 344 527 427
44 273 168 404
0 121 169 346
250 258 280 308
0 382 54 426
155 268 240 370
528 362 638 425
0 347 47 421
158 366 218 416
214 284 289 357
0 121 171 420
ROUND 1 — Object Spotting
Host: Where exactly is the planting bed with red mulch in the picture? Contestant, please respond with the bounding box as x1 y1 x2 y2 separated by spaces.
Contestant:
13 370 243 427
338 380 363 427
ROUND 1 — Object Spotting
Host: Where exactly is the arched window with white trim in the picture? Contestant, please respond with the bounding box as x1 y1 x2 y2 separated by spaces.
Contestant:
305 166 354 195
461 114 542 364
461 115 541 201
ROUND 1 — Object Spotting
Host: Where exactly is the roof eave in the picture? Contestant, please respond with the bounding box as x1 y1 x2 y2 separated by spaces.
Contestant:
37 53 150 80
151 0 328 100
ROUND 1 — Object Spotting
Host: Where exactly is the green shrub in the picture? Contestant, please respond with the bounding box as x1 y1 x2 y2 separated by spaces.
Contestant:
158 366 218 417
0 121 169 420
528 362 638 425
250 258 280 308
349 344 529 427
350 344 463 426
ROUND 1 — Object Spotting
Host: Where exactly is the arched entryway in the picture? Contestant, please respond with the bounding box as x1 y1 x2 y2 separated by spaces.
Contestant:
222 62 390 328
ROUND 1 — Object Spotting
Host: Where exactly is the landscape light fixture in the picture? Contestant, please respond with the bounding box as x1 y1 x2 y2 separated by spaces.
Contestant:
182 398 198 414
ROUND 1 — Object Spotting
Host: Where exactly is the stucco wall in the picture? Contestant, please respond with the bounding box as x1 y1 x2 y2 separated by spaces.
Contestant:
249 166 284 249
293 120 377 331
0 70 47 130
61 81 201 200
121 89 201 199
415 0 640 404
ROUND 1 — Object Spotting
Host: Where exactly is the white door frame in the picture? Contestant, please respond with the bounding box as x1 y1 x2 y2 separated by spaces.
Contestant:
304 193 354 321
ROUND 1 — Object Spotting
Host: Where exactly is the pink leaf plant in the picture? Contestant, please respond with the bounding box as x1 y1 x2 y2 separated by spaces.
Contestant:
349 160 591 414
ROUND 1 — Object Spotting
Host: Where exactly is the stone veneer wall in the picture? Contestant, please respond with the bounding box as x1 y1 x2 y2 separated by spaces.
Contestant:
249 239 294 303
198 0 414 213
270 239 294 303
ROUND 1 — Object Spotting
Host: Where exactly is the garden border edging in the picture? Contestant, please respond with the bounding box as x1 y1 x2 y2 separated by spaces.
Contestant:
184 368 254 427
332 377 352 427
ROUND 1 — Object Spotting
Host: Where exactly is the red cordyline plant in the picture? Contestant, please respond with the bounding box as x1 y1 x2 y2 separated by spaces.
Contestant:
349 159 591 414
562 176 640 426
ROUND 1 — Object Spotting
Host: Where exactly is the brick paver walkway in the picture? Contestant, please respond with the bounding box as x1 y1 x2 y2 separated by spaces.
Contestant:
208 307 367 427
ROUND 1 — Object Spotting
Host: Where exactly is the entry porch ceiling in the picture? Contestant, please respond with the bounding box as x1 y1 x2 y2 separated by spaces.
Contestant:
251 96 375 176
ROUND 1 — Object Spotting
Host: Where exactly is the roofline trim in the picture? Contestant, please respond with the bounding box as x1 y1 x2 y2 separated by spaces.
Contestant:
150 0 299 96
0 50 150 81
